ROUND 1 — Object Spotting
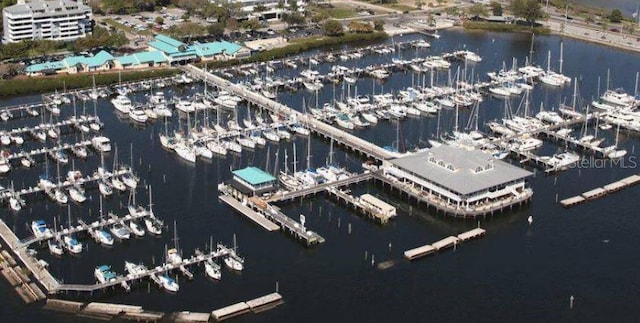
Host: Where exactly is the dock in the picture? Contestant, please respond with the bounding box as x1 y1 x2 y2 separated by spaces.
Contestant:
180 64 402 162
219 186 325 246
218 195 280 231
52 246 234 293
326 187 395 224
560 174 640 207
267 171 375 203
0 219 61 293
404 228 486 261
211 292 283 321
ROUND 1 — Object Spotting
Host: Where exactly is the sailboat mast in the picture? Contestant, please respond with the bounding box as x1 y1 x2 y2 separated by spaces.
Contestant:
559 41 564 74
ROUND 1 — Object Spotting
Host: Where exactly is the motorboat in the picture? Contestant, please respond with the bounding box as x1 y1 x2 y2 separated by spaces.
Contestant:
94 265 117 283
111 95 132 114
91 136 112 153
53 188 68 204
110 222 131 240
129 108 149 123
158 274 179 292
63 235 83 254
97 229 114 246
31 220 52 238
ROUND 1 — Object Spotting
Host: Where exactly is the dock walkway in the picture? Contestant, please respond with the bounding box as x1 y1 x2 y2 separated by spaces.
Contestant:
180 64 401 162
560 174 640 207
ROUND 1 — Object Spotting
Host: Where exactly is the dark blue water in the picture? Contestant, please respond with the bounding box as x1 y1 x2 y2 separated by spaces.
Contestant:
1 30 639 322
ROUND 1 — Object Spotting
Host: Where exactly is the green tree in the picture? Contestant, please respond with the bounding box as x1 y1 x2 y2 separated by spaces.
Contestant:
373 19 385 31
155 16 164 25
207 23 225 39
323 19 344 36
624 22 636 34
609 9 623 23
509 0 543 26
282 12 305 26
467 3 489 17
253 4 267 12
241 18 261 31
490 1 503 16
348 20 373 33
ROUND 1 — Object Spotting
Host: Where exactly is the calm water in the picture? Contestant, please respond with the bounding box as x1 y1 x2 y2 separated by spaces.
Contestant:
1 30 640 322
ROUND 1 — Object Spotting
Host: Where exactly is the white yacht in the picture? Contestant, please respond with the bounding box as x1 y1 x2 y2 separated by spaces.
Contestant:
129 220 145 237
98 181 113 196
53 188 68 204
174 142 196 163
31 220 52 238
145 217 163 235
63 235 83 254
125 261 147 277
175 99 195 113
166 248 182 265
205 260 221 280
149 91 166 105
94 265 117 284
91 136 112 153
97 229 114 246
111 177 127 191
110 222 131 240
158 274 179 292
129 108 149 123
48 239 64 256
68 185 87 203
111 95 132 114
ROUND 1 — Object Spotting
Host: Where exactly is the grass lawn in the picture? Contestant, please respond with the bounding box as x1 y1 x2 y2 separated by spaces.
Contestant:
379 3 416 12
310 4 359 19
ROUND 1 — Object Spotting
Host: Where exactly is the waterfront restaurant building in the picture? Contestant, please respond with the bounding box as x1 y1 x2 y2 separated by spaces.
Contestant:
226 167 278 200
381 145 533 217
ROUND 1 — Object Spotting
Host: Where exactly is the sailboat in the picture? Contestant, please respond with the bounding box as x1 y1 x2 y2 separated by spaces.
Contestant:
62 206 83 254
221 234 244 271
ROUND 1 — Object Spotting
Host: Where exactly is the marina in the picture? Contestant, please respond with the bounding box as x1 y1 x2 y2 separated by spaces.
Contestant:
0 26 640 322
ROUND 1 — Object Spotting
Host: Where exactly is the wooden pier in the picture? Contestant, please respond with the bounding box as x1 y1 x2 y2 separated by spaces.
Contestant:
180 64 401 162
560 174 640 207
211 292 283 321
52 246 234 293
326 187 395 224
218 195 280 231
219 187 324 245
266 171 375 203
404 228 486 261
1 115 98 138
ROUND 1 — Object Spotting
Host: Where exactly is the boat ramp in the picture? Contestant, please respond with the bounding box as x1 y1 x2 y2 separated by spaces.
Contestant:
404 228 486 261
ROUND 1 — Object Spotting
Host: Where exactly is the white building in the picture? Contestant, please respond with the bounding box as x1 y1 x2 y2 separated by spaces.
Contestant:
2 0 93 44
219 0 306 21
381 145 533 217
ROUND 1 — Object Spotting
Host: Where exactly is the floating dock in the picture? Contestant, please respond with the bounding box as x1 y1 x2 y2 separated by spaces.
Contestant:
404 228 486 261
560 174 640 207
211 292 283 321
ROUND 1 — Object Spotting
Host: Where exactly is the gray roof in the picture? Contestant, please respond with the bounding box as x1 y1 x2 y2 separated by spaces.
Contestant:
388 145 532 196
4 0 90 16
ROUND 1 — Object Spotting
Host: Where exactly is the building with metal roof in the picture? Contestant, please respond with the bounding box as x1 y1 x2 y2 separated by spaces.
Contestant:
228 167 278 197
147 34 196 63
189 40 250 60
2 0 93 44
381 145 533 217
